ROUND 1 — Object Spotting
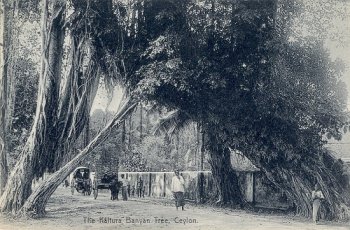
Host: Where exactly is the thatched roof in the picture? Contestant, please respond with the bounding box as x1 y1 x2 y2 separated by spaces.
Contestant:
230 150 260 172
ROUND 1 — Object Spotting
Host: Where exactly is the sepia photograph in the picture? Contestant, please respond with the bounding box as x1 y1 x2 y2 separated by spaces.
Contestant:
0 0 349 229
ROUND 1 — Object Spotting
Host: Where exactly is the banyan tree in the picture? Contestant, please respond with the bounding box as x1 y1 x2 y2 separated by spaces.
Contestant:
0 0 125 215
116 0 350 219
0 0 349 220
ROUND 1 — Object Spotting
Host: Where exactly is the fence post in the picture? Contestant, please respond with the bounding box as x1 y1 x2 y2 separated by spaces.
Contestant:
245 172 255 203
252 172 256 205
199 171 204 203
163 173 166 197
148 172 152 197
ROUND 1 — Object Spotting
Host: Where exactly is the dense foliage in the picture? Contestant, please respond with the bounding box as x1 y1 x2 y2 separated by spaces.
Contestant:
106 0 350 217
1 0 349 219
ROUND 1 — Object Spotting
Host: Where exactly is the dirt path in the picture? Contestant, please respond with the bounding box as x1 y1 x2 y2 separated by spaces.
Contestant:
0 187 349 230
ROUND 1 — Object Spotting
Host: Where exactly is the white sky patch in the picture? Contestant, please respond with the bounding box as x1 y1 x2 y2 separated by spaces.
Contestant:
91 84 124 114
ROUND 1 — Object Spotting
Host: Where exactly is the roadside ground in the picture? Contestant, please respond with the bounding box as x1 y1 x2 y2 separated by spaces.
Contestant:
0 186 349 230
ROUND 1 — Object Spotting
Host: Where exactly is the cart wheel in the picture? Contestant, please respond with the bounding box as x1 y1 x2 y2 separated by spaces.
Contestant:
93 188 98 199
87 186 92 196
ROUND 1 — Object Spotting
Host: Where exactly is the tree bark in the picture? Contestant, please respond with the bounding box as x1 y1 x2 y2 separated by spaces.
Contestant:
0 0 66 213
52 0 118 171
53 58 100 170
0 0 8 196
36 0 66 176
83 116 90 147
231 122 350 220
200 124 204 171
1 0 119 214
20 98 137 217
2 0 17 139
122 120 126 148
128 113 132 150
139 102 143 141
0 0 21 195
205 128 243 206
241 146 350 220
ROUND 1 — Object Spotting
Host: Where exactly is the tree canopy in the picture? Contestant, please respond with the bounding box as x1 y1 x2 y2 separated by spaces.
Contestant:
0 0 349 219
108 0 349 218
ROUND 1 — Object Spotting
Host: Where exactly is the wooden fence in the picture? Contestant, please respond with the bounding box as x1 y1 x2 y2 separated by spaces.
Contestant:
117 170 289 207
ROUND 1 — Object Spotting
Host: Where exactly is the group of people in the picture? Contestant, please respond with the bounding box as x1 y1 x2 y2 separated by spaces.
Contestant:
70 168 324 222
74 169 89 180
108 170 187 211
125 177 146 198
109 174 146 201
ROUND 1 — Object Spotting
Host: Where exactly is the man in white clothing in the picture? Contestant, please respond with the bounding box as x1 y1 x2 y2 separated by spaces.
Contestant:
171 169 185 211
312 183 325 224
120 174 128 201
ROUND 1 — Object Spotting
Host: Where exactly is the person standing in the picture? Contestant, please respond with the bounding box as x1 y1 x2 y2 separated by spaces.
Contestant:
109 177 118 200
312 183 325 224
127 184 131 197
137 177 144 198
171 169 185 211
131 185 135 197
120 174 128 201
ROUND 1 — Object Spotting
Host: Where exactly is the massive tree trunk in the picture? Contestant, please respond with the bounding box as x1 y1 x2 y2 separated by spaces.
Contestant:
205 127 243 206
20 98 137 217
1 0 18 141
241 146 350 220
50 0 118 171
0 0 8 195
0 0 22 195
0 0 66 213
8 0 123 215
53 49 100 170
229 118 350 220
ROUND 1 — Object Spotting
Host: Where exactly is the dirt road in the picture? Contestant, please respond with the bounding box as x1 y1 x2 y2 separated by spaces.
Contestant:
0 187 349 230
